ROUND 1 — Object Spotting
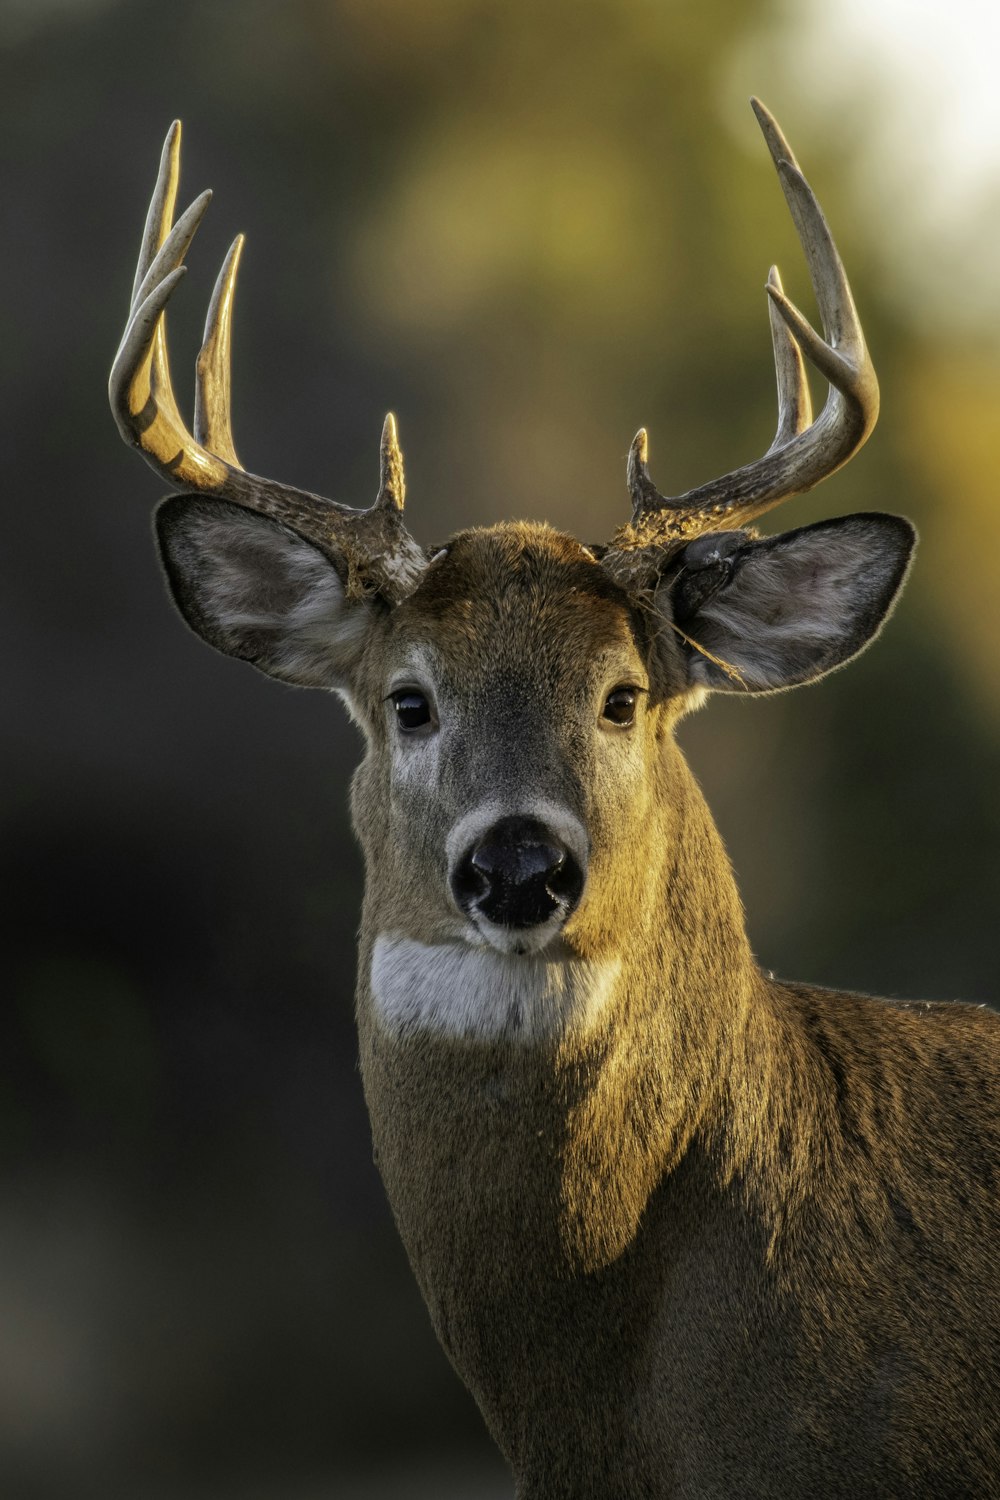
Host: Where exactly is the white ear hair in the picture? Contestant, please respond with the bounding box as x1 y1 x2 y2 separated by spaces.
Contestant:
666 514 915 695
157 498 378 690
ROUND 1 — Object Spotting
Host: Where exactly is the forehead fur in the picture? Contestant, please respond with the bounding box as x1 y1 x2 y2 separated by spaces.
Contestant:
395 522 646 674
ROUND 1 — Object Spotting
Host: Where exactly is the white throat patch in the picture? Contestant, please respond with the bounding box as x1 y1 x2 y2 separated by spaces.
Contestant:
370 935 621 1042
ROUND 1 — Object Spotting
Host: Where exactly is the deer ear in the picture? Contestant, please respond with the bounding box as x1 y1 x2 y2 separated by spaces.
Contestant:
155 496 377 689
663 513 916 694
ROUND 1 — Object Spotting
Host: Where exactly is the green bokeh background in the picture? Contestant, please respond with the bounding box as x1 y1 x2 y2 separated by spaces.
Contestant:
3 1 998 1494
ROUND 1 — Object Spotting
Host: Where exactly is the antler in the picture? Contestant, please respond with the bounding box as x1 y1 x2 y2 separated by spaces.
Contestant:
606 98 879 580
109 123 425 604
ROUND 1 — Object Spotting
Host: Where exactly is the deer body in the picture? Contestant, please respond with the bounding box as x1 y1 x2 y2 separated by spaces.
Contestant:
111 105 1000 1495
351 525 998 1497
364 997 998 1498
362 978 999 1497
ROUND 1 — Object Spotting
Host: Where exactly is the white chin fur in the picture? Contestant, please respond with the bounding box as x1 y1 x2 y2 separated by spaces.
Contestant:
467 910 568 956
370 934 621 1042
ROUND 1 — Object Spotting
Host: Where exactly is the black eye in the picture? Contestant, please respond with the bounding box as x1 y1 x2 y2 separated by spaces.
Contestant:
392 690 432 732
603 686 638 726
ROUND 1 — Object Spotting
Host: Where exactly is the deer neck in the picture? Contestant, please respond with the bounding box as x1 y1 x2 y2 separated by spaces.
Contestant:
356 743 764 1276
553 747 761 1269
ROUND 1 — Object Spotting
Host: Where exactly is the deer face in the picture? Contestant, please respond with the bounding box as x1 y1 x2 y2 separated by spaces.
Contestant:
348 524 670 960
154 492 913 990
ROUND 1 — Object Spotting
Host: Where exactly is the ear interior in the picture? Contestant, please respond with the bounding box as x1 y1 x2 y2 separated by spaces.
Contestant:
156 496 377 689
666 513 916 694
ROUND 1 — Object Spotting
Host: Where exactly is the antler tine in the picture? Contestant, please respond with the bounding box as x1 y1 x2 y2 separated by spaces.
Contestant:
375 411 406 512
626 429 661 521
614 98 880 562
766 264 812 449
130 120 181 309
110 124 427 604
194 234 244 466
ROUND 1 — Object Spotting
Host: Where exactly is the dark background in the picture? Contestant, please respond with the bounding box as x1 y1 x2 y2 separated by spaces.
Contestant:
3 1 999 1495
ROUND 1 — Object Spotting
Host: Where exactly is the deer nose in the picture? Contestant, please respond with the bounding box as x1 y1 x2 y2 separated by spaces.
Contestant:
451 815 584 929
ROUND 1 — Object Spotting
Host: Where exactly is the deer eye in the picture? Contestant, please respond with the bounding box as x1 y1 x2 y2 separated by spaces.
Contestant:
392 690 432 732
602 686 638 726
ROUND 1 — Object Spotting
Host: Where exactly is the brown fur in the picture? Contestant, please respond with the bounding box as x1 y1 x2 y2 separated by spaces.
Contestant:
346 527 1000 1498
158 513 1000 1496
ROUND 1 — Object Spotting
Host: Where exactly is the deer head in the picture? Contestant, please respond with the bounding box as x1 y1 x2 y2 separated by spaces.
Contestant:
110 102 913 1011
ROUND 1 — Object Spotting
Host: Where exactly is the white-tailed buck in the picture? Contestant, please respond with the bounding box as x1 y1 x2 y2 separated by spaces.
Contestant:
111 102 999 1496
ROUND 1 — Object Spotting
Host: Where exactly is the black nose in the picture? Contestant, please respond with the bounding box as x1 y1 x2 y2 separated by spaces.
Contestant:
451 815 584 929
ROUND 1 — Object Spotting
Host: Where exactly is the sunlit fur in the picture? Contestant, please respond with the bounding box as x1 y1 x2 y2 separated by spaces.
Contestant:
158 512 1000 1498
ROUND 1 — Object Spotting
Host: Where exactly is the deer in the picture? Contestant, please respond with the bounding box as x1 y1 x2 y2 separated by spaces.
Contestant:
110 100 999 1497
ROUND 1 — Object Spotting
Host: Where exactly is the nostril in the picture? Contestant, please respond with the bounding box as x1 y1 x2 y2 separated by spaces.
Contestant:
547 849 583 906
453 850 491 908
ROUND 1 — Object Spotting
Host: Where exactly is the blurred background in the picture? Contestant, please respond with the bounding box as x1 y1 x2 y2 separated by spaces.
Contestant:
3 0 999 1494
